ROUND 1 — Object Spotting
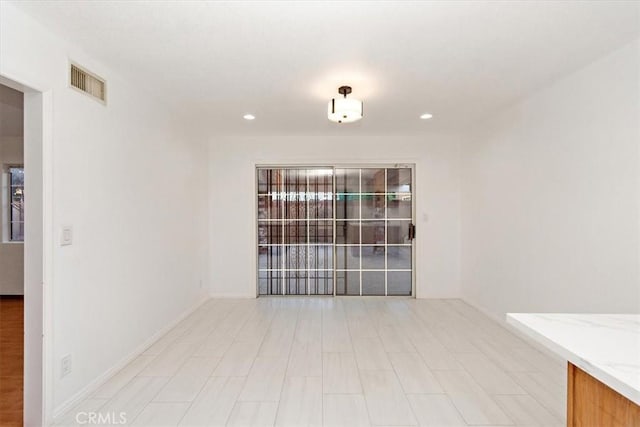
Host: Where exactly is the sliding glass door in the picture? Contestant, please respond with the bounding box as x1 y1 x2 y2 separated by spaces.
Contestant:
257 166 414 296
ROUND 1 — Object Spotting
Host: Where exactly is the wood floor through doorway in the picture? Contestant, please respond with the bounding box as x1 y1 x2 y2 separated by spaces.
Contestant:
0 296 23 426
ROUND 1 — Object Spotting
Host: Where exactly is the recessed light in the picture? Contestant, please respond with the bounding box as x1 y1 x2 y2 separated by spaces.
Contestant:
243 114 256 120
420 113 433 120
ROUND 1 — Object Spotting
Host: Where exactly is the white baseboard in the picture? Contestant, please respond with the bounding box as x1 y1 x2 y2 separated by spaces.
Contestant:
416 294 462 299
461 297 565 364
51 296 209 423
209 293 256 298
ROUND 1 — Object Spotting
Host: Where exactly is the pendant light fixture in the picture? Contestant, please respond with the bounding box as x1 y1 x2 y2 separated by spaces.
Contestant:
327 86 363 124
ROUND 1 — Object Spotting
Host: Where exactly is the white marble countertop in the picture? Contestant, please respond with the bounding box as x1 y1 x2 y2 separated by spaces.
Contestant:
507 313 640 406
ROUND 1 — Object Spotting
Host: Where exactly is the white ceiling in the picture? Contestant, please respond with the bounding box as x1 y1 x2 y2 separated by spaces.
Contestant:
0 84 23 138
14 1 640 135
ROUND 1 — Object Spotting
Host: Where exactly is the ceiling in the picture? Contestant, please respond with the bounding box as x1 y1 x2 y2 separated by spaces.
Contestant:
13 1 640 135
0 84 23 138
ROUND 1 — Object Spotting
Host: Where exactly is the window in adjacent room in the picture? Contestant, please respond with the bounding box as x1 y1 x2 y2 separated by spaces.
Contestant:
8 166 24 242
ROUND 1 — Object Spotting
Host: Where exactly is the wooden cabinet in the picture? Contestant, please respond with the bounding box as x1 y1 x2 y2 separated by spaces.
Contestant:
567 363 640 426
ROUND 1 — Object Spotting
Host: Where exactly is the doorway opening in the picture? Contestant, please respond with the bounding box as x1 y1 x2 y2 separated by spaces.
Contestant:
256 166 415 297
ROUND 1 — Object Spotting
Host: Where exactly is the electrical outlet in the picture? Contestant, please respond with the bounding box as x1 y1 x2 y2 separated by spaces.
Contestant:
61 354 72 378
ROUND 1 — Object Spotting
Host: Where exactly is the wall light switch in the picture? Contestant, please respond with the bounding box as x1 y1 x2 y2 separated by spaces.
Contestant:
61 226 73 246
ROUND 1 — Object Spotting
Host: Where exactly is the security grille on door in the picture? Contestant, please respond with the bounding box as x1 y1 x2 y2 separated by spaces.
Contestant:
257 168 334 296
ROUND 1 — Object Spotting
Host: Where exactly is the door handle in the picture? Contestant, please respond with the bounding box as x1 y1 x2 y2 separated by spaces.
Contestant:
408 223 416 240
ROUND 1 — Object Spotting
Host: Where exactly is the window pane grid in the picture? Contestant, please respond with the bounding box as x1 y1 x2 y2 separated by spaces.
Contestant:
384 168 388 295
334 167 412 296
8 167 25 242
359 170 363 295
333 218 413 221
335 243 412 246
335 269 412 272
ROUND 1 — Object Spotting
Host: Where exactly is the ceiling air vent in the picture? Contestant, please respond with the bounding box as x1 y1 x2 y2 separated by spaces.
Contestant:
70 63 106 103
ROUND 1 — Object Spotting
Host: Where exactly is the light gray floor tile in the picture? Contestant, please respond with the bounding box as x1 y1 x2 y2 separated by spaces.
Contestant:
139 342 199 377
433 370 513 426
353 336 393 370
212 341 260 376
295 317 322 344
153 357 220 402
406 394 466 427
227 401 279 427
259 322 297 358
54 399 109 426
193 330 235 358
406 331 463 371
378 325 417 353
179 376 246 426
276 376 323 427
323 394 370 427
510 372 566 420
454 353 526 395
359 370 417 426
132 402 190 426
239 356 287 401
99 377 170 424
494 394 563 427
287 340 323 377
143 327 187 356
323 352 362 394
92 356 156 399
323 319 353 353
389 352 443 394
348 318 379 339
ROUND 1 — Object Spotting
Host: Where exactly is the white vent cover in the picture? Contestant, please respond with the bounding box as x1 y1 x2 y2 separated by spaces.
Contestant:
70 63 106 103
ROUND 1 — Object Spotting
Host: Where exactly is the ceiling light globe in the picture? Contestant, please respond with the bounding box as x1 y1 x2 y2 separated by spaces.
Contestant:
328 97 363 124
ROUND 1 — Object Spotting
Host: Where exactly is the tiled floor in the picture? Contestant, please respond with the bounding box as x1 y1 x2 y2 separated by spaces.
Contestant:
56 298 566 426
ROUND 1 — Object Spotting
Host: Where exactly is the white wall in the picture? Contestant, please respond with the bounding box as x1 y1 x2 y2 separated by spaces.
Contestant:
0 2 209 418
208 135 461 298
461 39 640 319
0 135 24 294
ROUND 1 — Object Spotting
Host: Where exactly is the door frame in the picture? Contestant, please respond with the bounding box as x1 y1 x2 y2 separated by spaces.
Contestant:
0 73 53 426
253 163 416 298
